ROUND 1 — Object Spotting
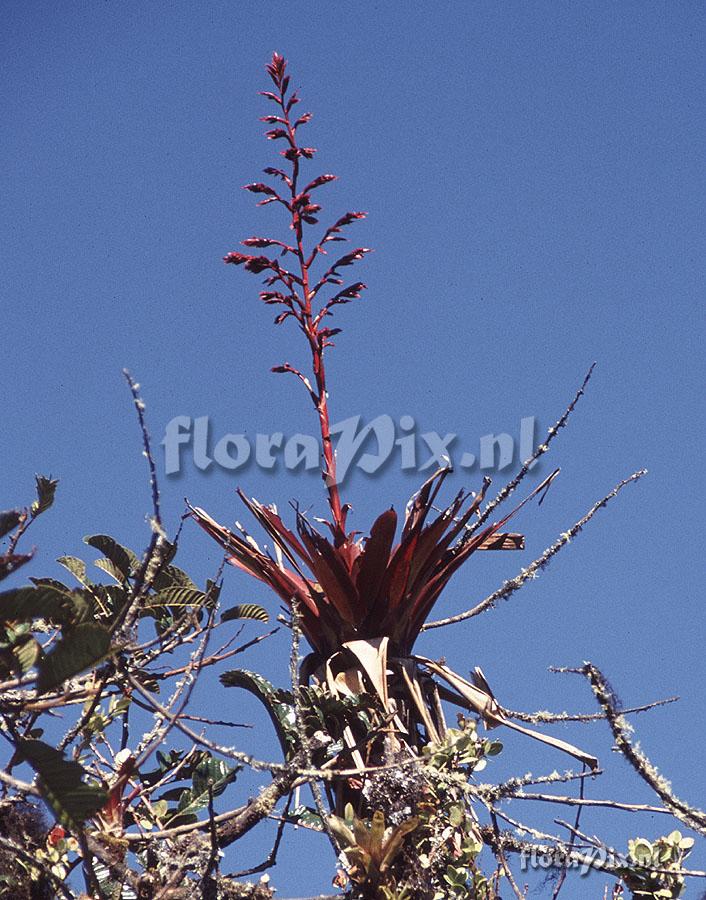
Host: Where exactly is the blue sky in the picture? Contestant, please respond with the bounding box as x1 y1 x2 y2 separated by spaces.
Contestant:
3 3 705 896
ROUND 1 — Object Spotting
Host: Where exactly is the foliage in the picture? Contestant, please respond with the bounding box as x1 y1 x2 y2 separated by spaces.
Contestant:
1 53 704 900
620 832 695 899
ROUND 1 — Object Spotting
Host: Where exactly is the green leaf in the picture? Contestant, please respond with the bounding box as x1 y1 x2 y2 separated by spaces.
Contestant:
0 509 22 540
144 586 207 610
93 557 127 584
36 622 112 693
57 555 92 587
629 838 653 865
328 814 356 849
31 476 58 519
221 603 269 623
11 634 40 673
448 804 465 827
220 669 297 757
83 535 139 580
0 585 72 623
15 738 107 830
151 565 197 591
288 805 323 831
30 576 72 593
166 754 240 826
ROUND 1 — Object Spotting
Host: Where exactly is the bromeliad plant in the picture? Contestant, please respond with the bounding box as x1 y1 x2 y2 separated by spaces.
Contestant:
189 52 597 790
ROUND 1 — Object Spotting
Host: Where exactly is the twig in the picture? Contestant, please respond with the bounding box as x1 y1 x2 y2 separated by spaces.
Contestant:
289 597 341 856
479 827 706 879
0 767 39 795
501 694 678 724
496 791 673 816
201 782 220 899
153 626 279 679
123 370 161 526
424 469 647 630
122 801 249 843
489 808 526 899
460 363 596 544
228 792 293 878
176 713 252 729
550 764 586 899
477 768 600 804
562 663 706 836
132 596 221 773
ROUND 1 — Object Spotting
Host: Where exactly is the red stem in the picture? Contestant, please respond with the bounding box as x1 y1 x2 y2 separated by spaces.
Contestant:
279 88 346 538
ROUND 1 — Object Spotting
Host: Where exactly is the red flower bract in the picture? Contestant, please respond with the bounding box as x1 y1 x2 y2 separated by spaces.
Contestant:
189 465 535 660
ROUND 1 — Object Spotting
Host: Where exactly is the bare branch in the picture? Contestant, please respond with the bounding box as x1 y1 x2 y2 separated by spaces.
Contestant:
462 363 596 546
564 662 706 836
424 469 647 630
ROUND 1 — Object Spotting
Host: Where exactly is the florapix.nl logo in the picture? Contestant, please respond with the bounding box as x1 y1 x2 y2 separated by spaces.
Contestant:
161 413 539 482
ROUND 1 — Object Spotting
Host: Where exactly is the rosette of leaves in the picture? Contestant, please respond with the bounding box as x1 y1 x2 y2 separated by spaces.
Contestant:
619 831 695 899
328 803 419 896
190 53 597 800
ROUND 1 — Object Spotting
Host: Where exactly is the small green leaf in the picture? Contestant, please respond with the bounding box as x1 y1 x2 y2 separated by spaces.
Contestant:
288 805 323 831
57 556 91 587
165 754 240 826
629 838 653 865
15 738 107 830
36 622 112 693
448 804 464 827
151 565 197 591
145 586 206 610
31 476 58 519
93 557 127 584
11 634 40 673
220 669 297 757
221 603 269 623
84 535 139 580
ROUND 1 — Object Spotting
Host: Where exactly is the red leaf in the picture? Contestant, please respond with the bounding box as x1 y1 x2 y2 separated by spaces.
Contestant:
243 182 280 198
296 515 360 627
237 490 313 570
302 174 337 194
327 282 367 305
332 248 371 269
266 53 287 86
223 252 274 274
263 166 292 187
242 237 295 254
355 508 397 617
